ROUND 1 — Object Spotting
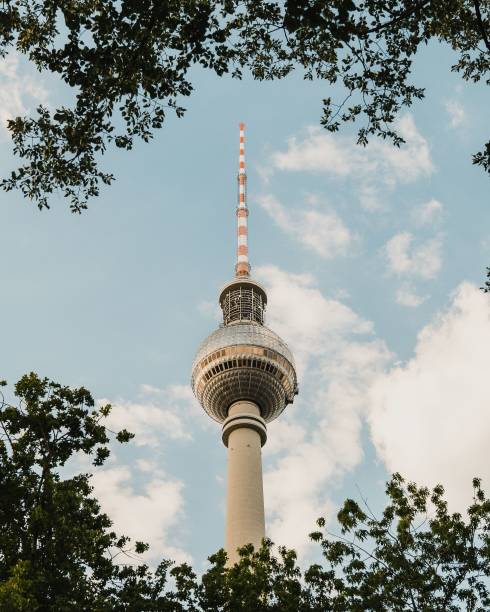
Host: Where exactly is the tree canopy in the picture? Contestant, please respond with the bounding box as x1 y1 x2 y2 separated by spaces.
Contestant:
2 373 490 610
0 373 141 609
0 0 489 212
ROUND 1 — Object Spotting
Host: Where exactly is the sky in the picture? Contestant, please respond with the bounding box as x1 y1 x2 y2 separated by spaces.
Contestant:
1 40 490 569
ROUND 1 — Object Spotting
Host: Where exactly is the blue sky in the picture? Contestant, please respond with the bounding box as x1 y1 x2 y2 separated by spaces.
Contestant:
1 41 489 567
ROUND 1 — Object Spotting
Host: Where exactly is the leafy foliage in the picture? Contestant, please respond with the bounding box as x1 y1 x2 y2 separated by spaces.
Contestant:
310 474 490 610
0 0 489 210
0 373 143 609
482 267 490 292
2 373 490 609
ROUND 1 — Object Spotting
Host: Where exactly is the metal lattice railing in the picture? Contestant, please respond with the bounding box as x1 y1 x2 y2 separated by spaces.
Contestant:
222 286 264 325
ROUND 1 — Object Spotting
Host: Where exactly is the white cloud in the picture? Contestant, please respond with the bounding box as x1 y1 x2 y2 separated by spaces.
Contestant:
264 440 336 552
334 288 351 300
257 265 372 344
263 115 434 218
140 383 162 395
368 283 490 510
385 232 443 280
100 385 198 447
74 383 201 564
258 269 489 555
358 184 384 212
255 265 372 374
413 199 444 226
374 115 434 182
270 115 434 185
272 128 353 176
91 465 190 564
257 194 353 258
396 284 427 308
0 52 48 135
445 99 466 128
264 417 306 456
254 265 390 555
167 384 196 403
264 339 390 554
136 458 160 473
103 400 190 446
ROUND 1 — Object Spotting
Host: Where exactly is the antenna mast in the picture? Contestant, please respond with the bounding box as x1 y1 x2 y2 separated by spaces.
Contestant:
235 122 250 278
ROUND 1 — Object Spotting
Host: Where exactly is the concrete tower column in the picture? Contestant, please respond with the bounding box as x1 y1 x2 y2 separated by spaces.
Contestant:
222 400 267 565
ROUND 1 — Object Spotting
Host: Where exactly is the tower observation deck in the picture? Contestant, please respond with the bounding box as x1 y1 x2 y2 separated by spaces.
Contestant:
191 123 298 565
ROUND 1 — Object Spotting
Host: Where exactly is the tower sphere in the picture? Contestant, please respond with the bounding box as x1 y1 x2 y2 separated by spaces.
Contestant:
191 310 297 424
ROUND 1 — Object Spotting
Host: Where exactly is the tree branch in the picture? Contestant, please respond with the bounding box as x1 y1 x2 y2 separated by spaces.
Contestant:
367 0 431 34
473 0 490 52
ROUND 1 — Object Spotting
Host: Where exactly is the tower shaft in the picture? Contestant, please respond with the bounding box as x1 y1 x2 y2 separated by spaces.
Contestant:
223 401 266 565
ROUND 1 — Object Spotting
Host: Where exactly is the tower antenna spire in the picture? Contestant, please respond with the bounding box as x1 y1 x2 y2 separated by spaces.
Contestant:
235 122 251 278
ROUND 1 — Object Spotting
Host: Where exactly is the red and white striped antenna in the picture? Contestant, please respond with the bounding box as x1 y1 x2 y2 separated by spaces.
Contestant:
235 122 251 278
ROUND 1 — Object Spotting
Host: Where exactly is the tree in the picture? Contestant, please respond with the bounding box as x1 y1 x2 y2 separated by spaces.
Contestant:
482 267 490 292
309 474 490 610
0 373 151 609
166 475 490 611
2 373 490 610
0 0 489 212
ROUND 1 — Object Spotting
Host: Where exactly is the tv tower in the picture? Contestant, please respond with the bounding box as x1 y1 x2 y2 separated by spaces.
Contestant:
191 123 298 565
